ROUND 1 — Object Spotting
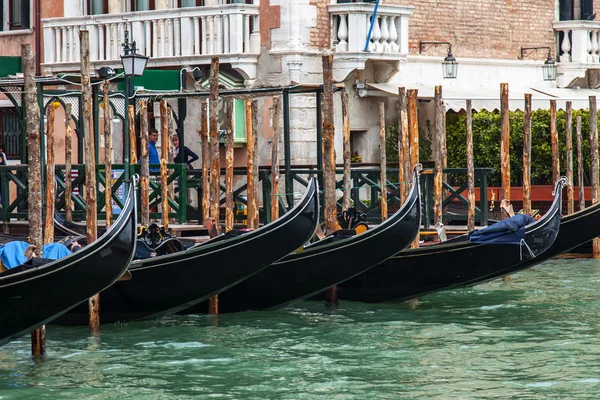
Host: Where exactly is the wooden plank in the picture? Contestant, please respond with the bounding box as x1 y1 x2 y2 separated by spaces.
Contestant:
408 88 419 248
566 101 574 215
466 99 475 232
23 43 45 356
103 80 113 227
523 93 532 215
379 101 387 221
271 96 281 221
342 90 351 211
140 100 150 226
44 105 55 244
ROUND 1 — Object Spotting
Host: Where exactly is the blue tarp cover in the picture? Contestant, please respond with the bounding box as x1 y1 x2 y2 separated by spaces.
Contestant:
469 214 535 245
0 242 72 269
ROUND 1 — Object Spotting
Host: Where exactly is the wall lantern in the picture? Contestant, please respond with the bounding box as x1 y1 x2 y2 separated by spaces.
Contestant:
520 47 557 82
419 41 458 79
121 31 148 77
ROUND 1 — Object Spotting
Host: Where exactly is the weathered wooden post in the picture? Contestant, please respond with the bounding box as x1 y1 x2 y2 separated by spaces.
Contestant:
322 53 341 307
566 101 574 215
251 100 259 228
500 83 510 205
271 96 281 220
342 91 351 211
209 56 221 233
466 100 475 232
103 81 113 227
225 98 234 232
80 31 100 333
398 87 409 204
523 94 532 216
201 100 209 222
245 98 256 228
550 100 559 184
140 101 150 226
208 56 220 315
167 108 175 214
589 96 600 259
23 44 45 356
160 99 169 228
65 104 73 222
577 116 585 211
433 86 443 228
408 88 419 249
44 106 55 244
379 102 388 221
129 105 137 164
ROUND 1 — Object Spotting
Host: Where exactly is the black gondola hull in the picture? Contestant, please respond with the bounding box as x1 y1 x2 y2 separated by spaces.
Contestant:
339 178 566 303
57 179 320 325
0 182 137 346
191 167 422 313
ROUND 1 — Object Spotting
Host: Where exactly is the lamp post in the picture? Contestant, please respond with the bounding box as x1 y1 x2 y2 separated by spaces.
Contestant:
121 30 149 168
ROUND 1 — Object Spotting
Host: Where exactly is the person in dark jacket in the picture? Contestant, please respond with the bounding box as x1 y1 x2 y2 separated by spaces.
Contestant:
172 134 199 170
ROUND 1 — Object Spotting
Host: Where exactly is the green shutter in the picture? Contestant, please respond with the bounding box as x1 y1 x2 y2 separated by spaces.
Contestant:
234 99 246 143
0 56 22 77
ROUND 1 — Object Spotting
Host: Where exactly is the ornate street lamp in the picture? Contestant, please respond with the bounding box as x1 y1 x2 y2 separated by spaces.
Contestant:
419 41 458 79
520 47 557 82
121 30 148 166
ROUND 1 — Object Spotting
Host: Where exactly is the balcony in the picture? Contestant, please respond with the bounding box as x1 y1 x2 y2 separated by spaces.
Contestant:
42 5 260 81
553 20 600 88
328 3 413 82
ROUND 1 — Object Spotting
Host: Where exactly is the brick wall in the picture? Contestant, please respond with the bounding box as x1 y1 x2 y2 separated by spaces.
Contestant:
309 0 332 49
387 0 557 60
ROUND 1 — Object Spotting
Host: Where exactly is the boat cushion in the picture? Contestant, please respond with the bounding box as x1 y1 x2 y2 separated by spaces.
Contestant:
0 241 72 270
468 214 535 245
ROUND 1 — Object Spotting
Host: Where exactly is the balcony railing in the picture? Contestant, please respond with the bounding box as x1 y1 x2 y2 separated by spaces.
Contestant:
42 5 260 80
553 20 600 87
328 3 413 81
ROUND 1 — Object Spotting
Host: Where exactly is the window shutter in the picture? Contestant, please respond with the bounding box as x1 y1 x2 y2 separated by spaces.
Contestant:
581 0 594 20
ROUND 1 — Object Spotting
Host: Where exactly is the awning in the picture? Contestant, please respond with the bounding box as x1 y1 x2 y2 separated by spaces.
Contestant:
366 83 600 112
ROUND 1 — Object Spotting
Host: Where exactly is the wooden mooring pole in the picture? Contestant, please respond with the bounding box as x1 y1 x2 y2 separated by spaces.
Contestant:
466 100 475 232
26 43 44 354
140 101 150 226
577 116 585 211
129 105 137 164
550 100 560 185
433 86 443 229
500 83 510 206
160 100 169 228
271 96 281 221
251 101 259 228
407 89 419 249
167 108 175 219
523 94 532 216
589 96 600 259
44 106 55 244
246 98 256 228
566 101 574 215
398 87 409 204
81 31 100 333
103 81 113 227
322 53 341 307
342 91 351 211
379 102 387 221
208 56 220 315
201 100 209 222
65 104 73 223
225 99 234 232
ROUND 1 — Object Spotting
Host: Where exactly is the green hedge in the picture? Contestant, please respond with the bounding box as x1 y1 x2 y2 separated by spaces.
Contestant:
386 110 596 186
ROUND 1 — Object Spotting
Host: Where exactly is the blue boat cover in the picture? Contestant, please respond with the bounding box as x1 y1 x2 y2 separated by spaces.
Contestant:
0 241 72 270
469 214 535 245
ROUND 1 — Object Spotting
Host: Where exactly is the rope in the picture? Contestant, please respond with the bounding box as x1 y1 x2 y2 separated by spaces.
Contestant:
519 238 535 260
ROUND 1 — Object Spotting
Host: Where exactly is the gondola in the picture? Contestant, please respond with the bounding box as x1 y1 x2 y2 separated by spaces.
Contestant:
54 210 105 240
337 176 567 303
186 165 422 313
0 179 137 346
56 178 319 325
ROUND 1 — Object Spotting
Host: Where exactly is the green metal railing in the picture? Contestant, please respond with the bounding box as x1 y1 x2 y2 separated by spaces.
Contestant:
0 163 187 224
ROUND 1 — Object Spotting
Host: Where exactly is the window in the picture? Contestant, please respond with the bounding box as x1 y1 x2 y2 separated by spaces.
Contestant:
1 0 30 31
559 0 594 20
0 108 22 160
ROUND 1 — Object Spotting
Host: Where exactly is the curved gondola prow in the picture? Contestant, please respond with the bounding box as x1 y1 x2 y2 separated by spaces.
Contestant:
523 176 567 256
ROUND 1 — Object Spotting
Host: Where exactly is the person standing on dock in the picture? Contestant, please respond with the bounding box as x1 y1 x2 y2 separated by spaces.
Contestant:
140 128 160 173
173 134 199 170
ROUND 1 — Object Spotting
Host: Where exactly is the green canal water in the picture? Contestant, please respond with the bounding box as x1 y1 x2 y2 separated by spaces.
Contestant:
1 259 600 399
